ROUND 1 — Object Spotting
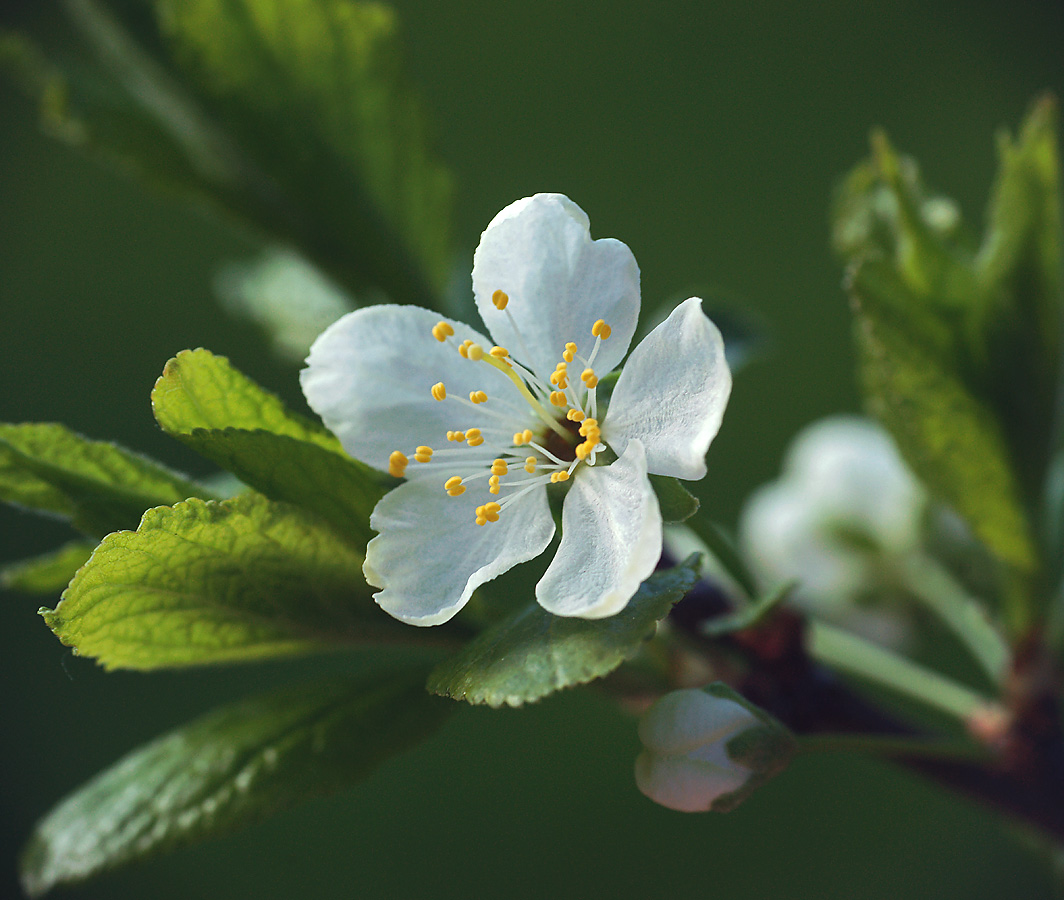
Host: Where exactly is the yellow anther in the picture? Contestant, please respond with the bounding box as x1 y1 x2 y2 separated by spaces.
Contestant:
490 346 509 359
513 428 534 446
492 289 509 310
488 475 500 495
491 458 509 476
550 469 571 483
466 427 484 447
474 501 502 525
458 339 475 358
414 446 433 463
566 408 586 422
467 343 484 361
549 390 567 407
581 368 598 389
448 430 465 443
431 382 447 401
550 371 569 388
444 475 465 493
555 361 568 372
575 443 591 460
579 418 599 436
592 319 612 339
470 390 488 404
563 342 577 363
388 451 408 477
431 321 454 342
525 456 537 473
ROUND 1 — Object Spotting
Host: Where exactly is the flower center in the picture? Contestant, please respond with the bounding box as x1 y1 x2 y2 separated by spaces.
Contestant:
387 289 611 526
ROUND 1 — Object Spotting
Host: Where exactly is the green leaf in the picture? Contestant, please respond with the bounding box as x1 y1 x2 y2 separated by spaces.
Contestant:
152 348 385 544
971 96 1062 497
427 556 702 708
43 493 407 670
3 0 452 304
0 423 209 537
0 541 96 595
850 261 1038 617
648 474 699 523
20 665 451 896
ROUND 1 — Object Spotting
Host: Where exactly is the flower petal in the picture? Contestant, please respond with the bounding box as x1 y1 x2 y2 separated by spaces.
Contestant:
634 750 750 813
472 194 640 382
364 478 556 626
301 305 525 474
604 297 731 480
535 439 661 618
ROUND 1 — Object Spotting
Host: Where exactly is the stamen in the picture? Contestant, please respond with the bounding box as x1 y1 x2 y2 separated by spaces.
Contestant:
550 469 570 483
388 451 408 477
490 346 510 359
525 456 538 473
488 475 501 495
466 428 484 447
431 382 447 401
414 446 433 463
458 339 475 358
470 390 488 404
492 290 509 310
566 409 586 422
444 475 466 496
491 458 509 476
447 430 466 442
581 367 598 389
475 501 502 526
563 342 577 363
431 321 454 342
549 390 567 407
591 319 612 340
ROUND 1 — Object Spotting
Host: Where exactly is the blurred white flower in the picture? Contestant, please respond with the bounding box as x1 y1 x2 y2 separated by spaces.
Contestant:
740 417 925 611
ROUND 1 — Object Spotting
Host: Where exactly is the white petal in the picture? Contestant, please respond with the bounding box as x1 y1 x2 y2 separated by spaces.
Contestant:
634 751 750 813
301 305 526 474
472 194 640 382
604 297 731 480
364 477 556 626
535 439 662 618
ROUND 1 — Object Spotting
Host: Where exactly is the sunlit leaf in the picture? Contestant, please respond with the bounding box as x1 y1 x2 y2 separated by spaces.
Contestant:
20 665 451 896
43 493 406 670
0 541 96 595
0 423 208 537
152 349 385 544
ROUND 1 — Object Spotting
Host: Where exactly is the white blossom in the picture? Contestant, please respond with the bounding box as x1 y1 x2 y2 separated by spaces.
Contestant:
302 194 730 625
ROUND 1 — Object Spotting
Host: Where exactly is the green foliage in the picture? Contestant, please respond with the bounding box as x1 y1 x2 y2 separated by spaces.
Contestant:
42 493 407 670
0 541 96 595
700 583 791 638
20 665 451 897
834 99 1062 629
427 556 701 707
152 348 385 544
648 474 699 523
1 0 452 305
0 422 209 537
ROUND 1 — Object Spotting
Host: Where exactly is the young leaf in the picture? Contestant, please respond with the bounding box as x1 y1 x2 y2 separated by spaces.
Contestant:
20 666 451 897
427 556 701 708
43 493 408 670
3 0 452 304
152 349 385 543
0 541 96 595
0 423 209 537
850 261 1038 620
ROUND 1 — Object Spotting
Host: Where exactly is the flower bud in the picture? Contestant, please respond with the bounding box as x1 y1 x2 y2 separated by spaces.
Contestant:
635 685 793 813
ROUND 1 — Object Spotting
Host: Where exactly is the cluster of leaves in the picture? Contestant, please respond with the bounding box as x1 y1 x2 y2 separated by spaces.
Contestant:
1 1 706 894
831 96 1063 640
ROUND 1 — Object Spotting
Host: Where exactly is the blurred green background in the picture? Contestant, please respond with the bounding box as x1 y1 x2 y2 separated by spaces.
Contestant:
2 1 1063 897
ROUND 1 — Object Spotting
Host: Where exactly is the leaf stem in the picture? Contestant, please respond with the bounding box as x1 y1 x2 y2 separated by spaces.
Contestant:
807 621 1001 723
895 551 1011 686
